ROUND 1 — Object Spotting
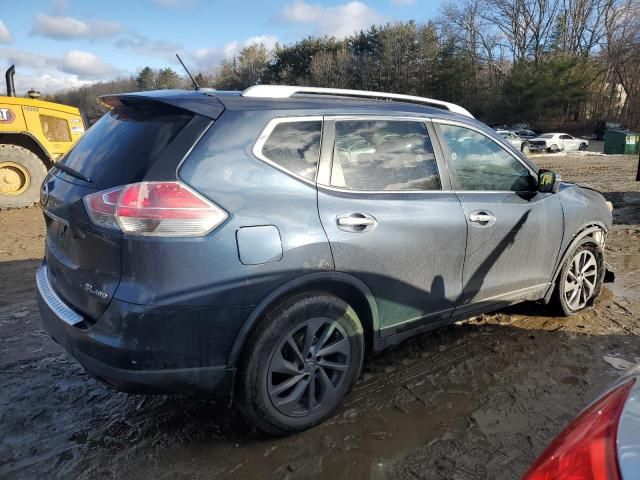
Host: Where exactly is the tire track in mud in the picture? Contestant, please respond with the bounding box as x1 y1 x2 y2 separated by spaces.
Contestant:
345 330 497 407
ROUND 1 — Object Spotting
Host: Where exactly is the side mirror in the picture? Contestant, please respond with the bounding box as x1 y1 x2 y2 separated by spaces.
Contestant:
538 169 561 193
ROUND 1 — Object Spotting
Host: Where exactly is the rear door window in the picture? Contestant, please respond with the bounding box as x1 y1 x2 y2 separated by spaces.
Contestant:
59 106 192 188
259 120 322 181
330 120 441 191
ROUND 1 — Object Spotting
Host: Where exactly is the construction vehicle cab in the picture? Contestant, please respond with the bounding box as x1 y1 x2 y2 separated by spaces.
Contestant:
0 65 85 208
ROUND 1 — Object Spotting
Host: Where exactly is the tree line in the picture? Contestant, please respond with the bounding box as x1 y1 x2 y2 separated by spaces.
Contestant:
53 0 640 131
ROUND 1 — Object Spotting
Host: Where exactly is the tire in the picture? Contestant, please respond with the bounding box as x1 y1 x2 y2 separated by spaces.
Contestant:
237 292 364 435
0 144 47 209
552 237 604 316
522 143 530 155
548 144 559 153
579 143 587 151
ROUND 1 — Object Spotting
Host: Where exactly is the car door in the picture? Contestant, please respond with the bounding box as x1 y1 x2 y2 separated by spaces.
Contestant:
316 117 468 335
560 134 577 151
432 120 564 315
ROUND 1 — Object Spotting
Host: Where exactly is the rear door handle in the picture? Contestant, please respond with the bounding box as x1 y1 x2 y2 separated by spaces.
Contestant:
336 213 377 231
469 211 496 224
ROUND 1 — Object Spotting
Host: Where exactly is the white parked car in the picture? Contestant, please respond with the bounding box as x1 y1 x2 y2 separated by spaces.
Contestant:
496 130 525 151
527 133 589 153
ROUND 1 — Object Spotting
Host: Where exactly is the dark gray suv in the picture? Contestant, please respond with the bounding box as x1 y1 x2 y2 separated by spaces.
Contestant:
37 86 613 434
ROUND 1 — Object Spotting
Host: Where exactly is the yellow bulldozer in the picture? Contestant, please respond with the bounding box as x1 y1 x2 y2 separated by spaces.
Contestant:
0 65 85 208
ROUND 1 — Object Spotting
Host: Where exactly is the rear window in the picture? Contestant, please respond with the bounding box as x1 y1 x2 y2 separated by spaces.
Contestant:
59 107 191 187
259 120 322 181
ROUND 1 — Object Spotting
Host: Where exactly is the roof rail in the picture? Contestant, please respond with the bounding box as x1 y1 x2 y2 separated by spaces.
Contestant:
241 85 474 118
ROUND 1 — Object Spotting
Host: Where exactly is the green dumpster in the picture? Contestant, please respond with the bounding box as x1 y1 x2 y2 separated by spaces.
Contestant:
604 129 640 154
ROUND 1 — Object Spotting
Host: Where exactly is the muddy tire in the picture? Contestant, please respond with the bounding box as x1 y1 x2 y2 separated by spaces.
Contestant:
0 144 47 209
521 143 530 155
548 144 559 153
237 292 364 435
552 237 604 316
579 143 587 151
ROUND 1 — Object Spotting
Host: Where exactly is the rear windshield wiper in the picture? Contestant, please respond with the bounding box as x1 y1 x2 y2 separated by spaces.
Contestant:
54 163 92 183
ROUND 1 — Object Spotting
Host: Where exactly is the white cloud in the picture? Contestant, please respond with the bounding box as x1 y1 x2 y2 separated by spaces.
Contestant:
0 47 56 70
0 20 12 44
282 0 382 38
60 50 120 78
31 13 124 40
115 33 182 61
18 73 93 94
193 35 278 69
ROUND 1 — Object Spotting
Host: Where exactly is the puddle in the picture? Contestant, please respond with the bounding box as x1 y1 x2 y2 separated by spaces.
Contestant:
605 255 640 300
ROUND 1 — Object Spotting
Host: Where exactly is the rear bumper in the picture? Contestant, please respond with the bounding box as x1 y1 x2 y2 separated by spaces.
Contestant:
36 264 248 398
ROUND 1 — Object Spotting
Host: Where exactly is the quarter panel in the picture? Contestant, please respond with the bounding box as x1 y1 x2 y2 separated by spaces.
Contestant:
118 109 334 308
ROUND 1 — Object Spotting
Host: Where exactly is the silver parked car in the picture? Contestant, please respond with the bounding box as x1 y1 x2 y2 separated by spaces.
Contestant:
496 129 525 151
525 364 640 479
527 133 589 153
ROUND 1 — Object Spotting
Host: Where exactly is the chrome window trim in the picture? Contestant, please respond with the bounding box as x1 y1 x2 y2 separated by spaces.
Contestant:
317 183 452 195
252 116 324 187
321 115 448 194
36 265 83 326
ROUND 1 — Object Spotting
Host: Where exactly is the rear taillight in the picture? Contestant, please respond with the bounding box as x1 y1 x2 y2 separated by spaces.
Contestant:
84 186 123 230
83 181 227 237
524 379 635 480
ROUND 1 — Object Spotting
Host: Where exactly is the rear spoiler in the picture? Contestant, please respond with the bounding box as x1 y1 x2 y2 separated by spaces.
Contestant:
99 90 225 121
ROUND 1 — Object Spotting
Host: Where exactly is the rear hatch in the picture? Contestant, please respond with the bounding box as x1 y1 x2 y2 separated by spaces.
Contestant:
42 94 221 320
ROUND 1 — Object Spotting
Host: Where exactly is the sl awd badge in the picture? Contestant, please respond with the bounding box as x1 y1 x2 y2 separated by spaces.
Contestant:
84 283 108 299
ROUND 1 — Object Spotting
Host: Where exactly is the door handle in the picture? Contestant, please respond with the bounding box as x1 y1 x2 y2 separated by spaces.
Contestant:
469 211 496 224
336 213 377 231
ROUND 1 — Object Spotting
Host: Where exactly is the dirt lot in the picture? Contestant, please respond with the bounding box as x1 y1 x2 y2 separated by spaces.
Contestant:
1 153 639 480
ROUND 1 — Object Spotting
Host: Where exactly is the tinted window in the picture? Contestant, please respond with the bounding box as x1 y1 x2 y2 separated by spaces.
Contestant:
437 124 536 192
331 120 440 191
560 134 572 139
261 121 322 181
60 107 191 188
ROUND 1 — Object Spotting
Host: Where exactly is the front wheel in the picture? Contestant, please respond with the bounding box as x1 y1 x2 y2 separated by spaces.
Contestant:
552 238 604 316
521 143 530 155
237 292 364 435
548 144 559 153
579 143 587 151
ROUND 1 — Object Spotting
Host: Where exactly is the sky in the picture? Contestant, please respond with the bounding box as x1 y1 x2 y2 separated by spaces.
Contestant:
0 0 445 94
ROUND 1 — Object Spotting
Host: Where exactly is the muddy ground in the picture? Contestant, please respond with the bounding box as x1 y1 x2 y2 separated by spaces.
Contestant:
1 153 639 480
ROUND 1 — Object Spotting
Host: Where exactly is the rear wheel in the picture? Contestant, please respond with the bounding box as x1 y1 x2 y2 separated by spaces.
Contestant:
0 144 47 209
552 238 604 316
579 143 587 151
237 292 364 435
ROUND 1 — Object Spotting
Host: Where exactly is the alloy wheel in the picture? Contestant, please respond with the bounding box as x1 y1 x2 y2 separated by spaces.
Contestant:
267 317 351 417
564 250 598 311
